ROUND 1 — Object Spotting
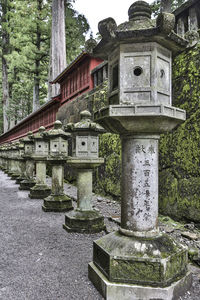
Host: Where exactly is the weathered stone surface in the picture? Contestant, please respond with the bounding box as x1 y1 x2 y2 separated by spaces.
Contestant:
120 135 159 236
94 105 186 134
29 184 51 199
92 231 188 287
63 209 105 233
181 231 199 241
19 179 36 191
88 262 192 300
158 45 200 224
42 194 73 212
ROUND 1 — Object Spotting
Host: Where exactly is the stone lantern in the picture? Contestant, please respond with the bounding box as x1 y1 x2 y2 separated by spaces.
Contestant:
6 144 14 176
0 144 7 172
42 120 73 212
8 142 20 179
63 110 105 233
29 126 51 199
0 144 8 172
15 139 27 184
88 1 193 299
19 132 36 190
9 141 23 181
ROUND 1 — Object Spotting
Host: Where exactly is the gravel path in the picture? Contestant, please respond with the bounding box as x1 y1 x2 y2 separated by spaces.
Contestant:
0 170 200 300
0 171 103 300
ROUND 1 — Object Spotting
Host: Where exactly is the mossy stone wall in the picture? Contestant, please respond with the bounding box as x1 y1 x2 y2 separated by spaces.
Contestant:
159 43 200 224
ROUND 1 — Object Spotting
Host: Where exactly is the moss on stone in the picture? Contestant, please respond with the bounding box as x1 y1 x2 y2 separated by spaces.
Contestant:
94 133 121 198
158 44 200 223
94 231 187 287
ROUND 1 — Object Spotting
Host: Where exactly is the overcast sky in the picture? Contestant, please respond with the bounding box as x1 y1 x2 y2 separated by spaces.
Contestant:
73 0 154 37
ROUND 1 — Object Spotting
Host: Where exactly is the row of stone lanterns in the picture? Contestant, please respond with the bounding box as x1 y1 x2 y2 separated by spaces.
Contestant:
0 111 105 234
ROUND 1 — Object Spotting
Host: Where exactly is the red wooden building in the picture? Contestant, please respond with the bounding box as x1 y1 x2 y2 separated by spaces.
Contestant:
0 52 103 145
52 52 102 105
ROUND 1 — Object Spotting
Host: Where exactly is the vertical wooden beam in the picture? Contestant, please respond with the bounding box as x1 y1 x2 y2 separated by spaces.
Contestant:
177 17 185 37
189 6 198 31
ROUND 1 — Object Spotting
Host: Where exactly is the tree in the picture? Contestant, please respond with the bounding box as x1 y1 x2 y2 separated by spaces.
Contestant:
0 0 90 132
48 0 66 99
7 0 51 113
0 0 11 132
65 1 89 63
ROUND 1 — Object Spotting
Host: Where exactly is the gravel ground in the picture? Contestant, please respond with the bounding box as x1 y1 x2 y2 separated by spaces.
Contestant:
0 170 200 300
0 171 103 300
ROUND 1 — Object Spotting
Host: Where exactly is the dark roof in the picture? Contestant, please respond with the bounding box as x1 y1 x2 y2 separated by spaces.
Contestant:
0 98 59 138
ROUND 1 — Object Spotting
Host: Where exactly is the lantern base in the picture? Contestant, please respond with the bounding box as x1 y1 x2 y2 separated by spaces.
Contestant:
29 184 51 199
1 167 7 171
7 171 15 177
10 173 20 180
19 179 36 190
16 176 26 184
42 194 73 212
63 209 105 233
88 262 192 300
89 231 189 288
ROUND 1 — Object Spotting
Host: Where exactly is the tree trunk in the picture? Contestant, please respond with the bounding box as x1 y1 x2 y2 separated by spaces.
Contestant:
48 0 66 100
33 0 42 112
1 0 10 132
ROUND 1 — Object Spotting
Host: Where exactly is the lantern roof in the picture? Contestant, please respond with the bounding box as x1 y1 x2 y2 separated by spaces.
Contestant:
21 131 34 144
65 110 105 133
94 0 192 59
45 120 71 139
32 126 47 140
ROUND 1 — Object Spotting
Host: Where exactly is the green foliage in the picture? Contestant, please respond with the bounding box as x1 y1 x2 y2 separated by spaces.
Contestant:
94 133 121 198
66 1 89 63
0 0 90 129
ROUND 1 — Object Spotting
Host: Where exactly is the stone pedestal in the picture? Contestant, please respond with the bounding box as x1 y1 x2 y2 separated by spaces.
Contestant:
63 158 105 233
29 160 51 199
19 159 36 190
88 262 192 300
42 162 73 212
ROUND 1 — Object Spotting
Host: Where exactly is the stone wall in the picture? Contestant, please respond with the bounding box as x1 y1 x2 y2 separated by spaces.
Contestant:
159 43 200 225
56 80 108 124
